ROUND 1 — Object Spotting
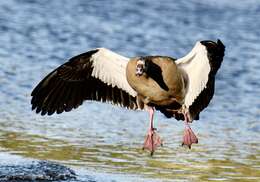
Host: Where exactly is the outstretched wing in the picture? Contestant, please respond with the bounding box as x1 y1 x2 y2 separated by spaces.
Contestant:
31 48 138 115
176 40 225 120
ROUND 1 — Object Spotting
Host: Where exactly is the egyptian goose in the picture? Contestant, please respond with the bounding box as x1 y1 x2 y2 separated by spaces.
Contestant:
31 40 225 155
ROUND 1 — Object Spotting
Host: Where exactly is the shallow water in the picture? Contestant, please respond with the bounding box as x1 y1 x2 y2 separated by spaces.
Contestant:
0 0 260 181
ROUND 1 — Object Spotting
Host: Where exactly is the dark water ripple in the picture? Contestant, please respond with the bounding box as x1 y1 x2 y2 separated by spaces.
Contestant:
0 0 260 181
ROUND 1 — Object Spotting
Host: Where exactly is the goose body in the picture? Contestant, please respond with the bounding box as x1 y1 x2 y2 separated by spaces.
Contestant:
126 56 186 107
31 40 225 154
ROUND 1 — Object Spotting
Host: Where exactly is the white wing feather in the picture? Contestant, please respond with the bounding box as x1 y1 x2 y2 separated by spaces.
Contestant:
90 48 137 97
176 42 210 108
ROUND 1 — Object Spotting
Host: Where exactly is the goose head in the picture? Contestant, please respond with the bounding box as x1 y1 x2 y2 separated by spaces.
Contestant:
135 58 146 76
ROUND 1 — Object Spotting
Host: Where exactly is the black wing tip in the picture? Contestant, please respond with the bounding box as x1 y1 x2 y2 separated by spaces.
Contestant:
217 39 225 47
200 39 225 50
30 49 100 117
216 39 225 54
31 105 64 116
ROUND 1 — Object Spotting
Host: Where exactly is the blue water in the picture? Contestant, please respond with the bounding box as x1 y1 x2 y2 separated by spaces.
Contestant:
0 0 259 181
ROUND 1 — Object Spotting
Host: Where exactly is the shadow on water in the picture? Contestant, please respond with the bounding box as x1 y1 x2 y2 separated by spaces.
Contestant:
0 0 260 181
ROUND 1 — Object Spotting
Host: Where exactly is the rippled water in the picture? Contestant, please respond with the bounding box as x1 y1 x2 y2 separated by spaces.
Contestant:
0 0 260 181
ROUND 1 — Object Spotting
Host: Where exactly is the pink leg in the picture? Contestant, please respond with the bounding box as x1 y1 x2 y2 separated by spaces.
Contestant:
143 107 162 155
182 113 198 149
